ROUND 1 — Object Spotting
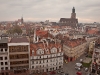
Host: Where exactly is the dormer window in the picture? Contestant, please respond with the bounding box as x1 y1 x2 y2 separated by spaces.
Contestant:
36 49 44 55
37 50 41 55
51 47 57 53
46 49 49 53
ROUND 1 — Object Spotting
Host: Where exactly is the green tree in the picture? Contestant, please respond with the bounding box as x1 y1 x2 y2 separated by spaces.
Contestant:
7 28 14 34
13 25 22 35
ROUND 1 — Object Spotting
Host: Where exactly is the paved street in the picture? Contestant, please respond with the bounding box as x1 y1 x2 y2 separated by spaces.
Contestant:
63 54 90 75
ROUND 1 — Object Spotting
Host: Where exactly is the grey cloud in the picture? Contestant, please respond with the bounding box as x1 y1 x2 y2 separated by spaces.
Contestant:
0 0 100 22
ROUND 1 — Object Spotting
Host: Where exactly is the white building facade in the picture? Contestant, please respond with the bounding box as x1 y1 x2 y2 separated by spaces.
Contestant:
0 38 10 75
30 40 63 74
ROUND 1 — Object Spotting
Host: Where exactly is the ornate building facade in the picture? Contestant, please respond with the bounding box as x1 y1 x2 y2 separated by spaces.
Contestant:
30 39 63 74
63 38 87 62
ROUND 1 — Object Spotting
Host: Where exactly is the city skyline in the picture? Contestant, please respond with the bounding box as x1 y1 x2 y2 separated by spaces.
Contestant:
0 0 100 23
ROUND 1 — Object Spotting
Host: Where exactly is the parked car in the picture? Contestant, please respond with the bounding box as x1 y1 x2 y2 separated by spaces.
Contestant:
75 63 82 68
85 67 88 72
76 72 82 75
75 67 81 71
80 59 83 62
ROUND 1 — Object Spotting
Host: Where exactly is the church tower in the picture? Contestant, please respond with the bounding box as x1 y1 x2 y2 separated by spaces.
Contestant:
21 16 23 24
71 7 76 19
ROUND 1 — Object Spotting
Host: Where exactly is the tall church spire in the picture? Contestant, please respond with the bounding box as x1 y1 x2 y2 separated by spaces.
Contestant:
72 7 75 13
71 7 76 19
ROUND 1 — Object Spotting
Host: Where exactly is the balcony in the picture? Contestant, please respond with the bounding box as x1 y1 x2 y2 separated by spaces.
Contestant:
31 56 63 60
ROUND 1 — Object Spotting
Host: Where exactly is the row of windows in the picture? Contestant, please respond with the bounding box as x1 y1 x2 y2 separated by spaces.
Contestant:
36 48 58 55
0 48 7 52
32 59 63 64
0 67 8 70
0 72 8 75
0 62 8 65
13 69 27 74
0 57 7 60
10 54 28 59
32 53 63 59
9 46 28 52
10 65 29 70
33 68 56 73
0 43 7 47
32 65 62 69
10 60 29 65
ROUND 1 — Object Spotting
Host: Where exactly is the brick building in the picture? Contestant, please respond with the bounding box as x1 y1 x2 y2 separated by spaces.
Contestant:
59 7 78 28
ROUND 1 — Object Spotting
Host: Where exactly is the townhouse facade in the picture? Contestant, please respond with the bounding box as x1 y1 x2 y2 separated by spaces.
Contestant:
30 39 63 74
91 39 100 74
63 38 87 62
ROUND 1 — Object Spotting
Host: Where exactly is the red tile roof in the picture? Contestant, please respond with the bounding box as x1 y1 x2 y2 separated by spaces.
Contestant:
87 29 98 34
30 41 62 56
36 30 48 36
64 38 86 48
36 30 49 38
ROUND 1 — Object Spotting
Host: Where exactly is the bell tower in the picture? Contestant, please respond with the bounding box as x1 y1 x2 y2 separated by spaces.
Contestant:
71 7 76 19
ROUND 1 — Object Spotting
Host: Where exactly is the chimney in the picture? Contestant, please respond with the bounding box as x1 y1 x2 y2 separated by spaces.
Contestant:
33 28 36 43
46 40 48 47
36 36 39 42
42 40 46 49
55 38 56 44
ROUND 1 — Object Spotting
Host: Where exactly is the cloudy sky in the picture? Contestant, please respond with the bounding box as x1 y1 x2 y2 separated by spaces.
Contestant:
0 0 100 23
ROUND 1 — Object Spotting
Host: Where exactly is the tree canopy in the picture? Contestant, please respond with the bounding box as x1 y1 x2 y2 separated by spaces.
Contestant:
7 25 22 35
